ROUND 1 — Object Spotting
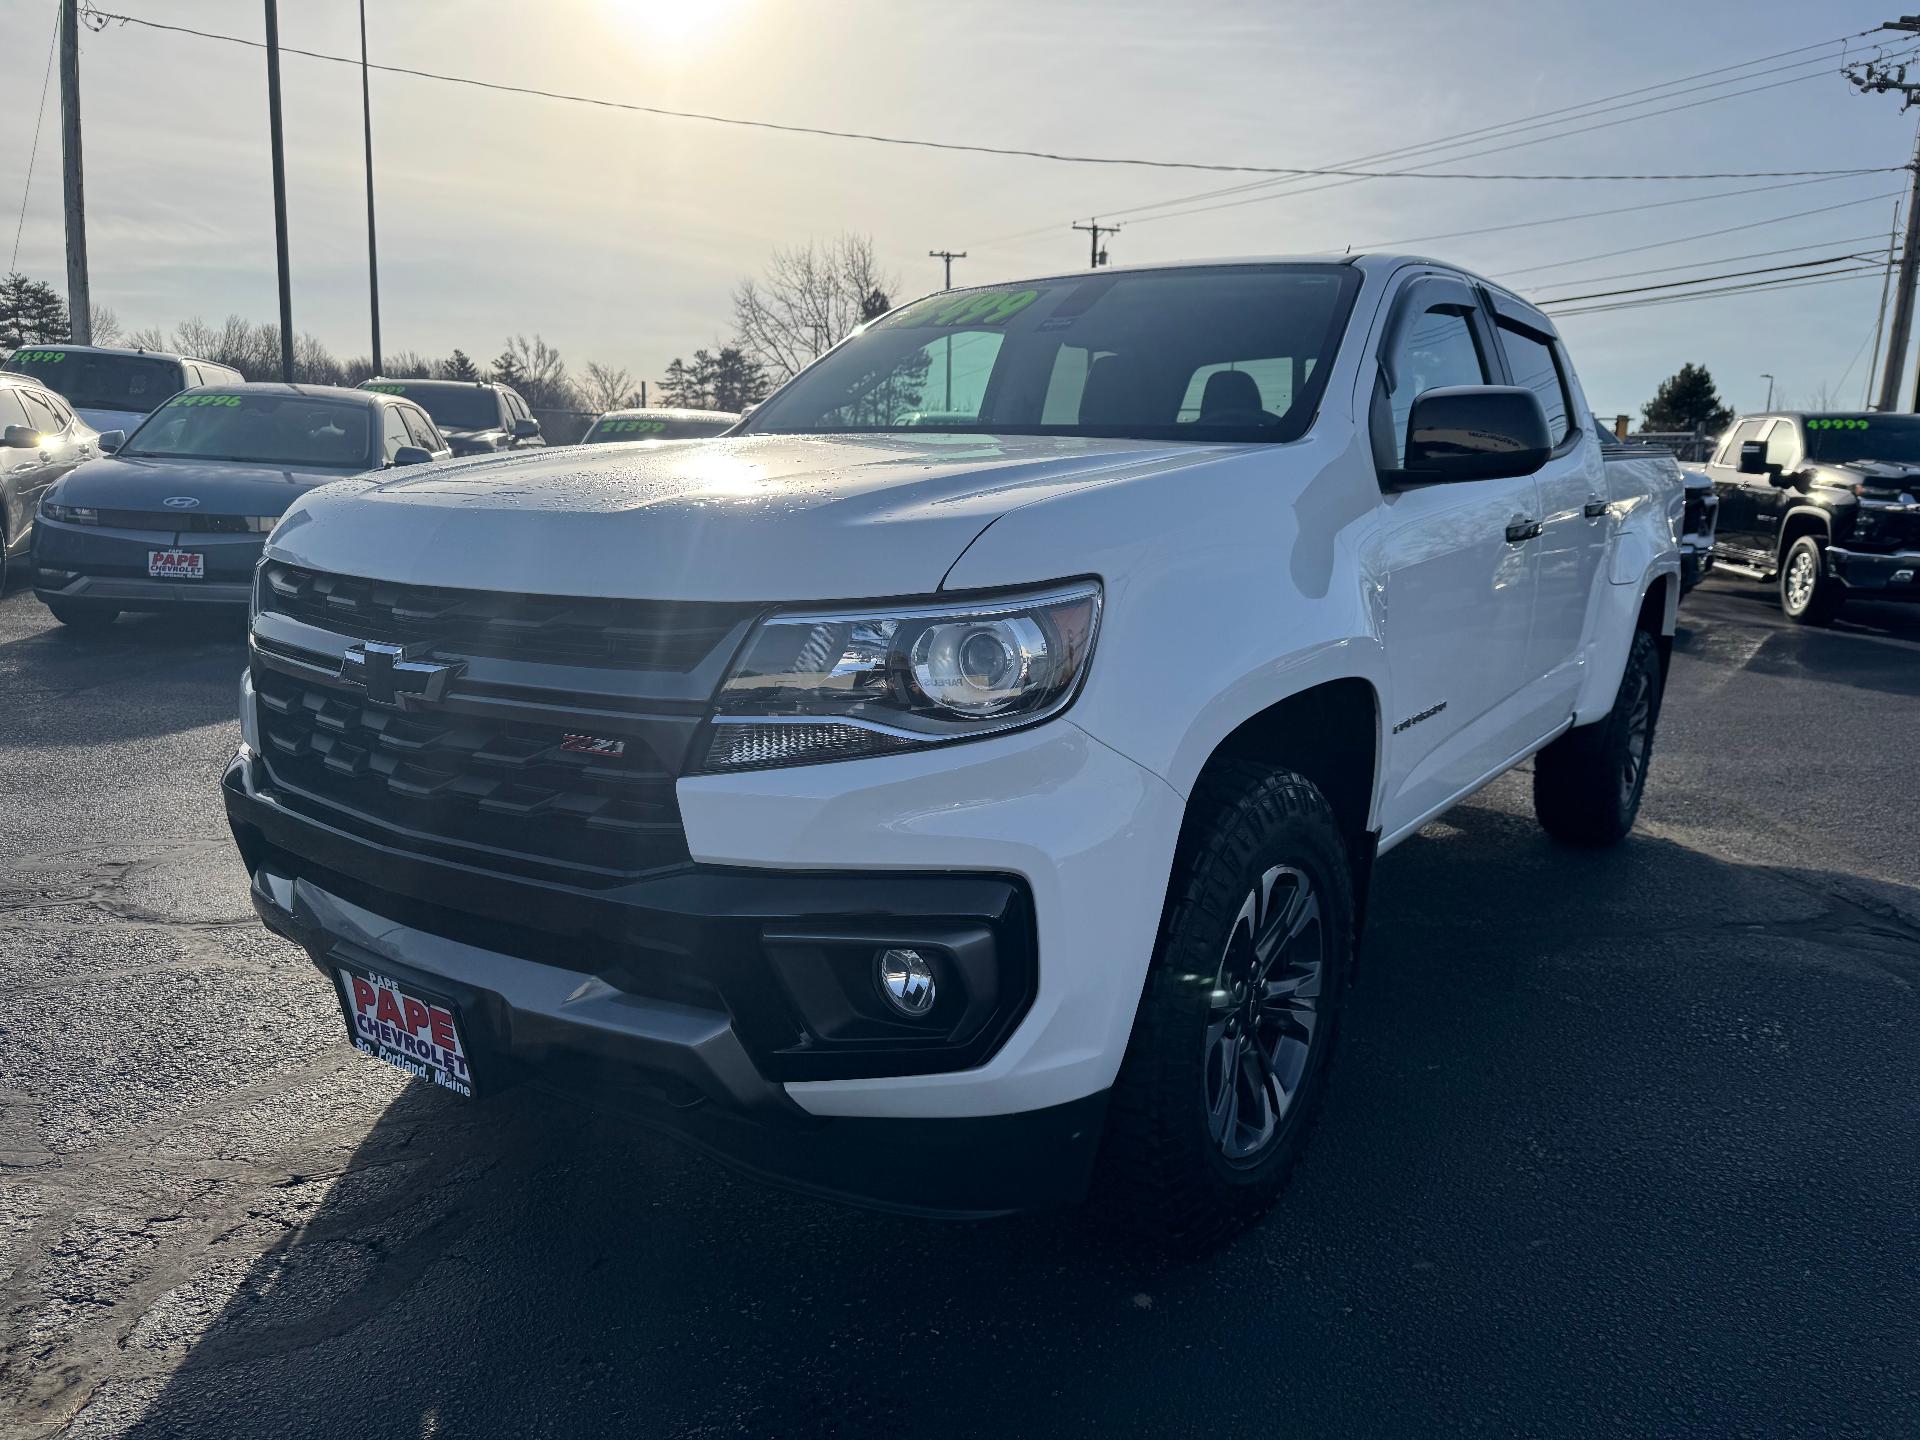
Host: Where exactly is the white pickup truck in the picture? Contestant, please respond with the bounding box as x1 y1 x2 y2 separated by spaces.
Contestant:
224 256 1681 1244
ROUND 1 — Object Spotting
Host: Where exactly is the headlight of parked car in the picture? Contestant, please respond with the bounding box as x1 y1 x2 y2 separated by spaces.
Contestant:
701 580 1102 771
40 500 99 525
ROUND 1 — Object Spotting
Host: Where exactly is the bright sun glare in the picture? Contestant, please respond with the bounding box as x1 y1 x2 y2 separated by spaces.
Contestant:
602 0 749 51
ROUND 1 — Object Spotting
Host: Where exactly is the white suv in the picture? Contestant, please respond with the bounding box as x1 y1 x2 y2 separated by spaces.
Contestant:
225 256 1680 1243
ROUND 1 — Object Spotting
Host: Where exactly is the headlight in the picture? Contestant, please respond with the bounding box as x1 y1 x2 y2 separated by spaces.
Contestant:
701 580 1102 771
41 501 99 525
240 516 278 533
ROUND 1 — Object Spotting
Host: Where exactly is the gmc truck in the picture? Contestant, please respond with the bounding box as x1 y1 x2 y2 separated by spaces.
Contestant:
224 256 1681 1244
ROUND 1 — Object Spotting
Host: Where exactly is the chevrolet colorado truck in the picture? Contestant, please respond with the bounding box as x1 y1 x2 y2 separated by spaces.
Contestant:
225 256 1681 1242
1703 409 1920 623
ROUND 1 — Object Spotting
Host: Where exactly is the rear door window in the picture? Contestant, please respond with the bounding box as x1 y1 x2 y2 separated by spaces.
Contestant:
1496 322 1572 443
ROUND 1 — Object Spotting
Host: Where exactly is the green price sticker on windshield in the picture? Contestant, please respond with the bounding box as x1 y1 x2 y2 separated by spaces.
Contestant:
13 350 64 364
1808 418 1868 431
596 418 668 435
916 289 1041 328
366 383 407 393
168 394 242 408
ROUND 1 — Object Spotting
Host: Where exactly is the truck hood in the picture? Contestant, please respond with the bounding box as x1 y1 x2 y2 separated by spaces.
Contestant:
267 433 1233 601
52 454 361 515
1826 459 1920 495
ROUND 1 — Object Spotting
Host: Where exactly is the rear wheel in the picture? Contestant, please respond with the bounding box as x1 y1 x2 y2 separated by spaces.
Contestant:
1096 762 1353 1251
46 599 119 631
1533 629 1662 847
1780 534 1843 625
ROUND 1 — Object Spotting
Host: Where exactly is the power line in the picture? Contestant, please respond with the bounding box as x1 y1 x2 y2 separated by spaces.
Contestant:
967 29 1896 245
10 0 60 275
1535 251 1891 304
1357 172 1874 251
1546 266 1884 317
1495 189 1910 277
1521 231 1891 290
971 35 1916 247
74 6 1908 186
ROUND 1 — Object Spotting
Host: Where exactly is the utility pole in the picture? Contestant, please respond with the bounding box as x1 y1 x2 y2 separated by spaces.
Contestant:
359 0 381 376
929 249 966 290
1865 198 1901 407
1761 373 1775 410
59 0 90 345
1846 25 1920 410
1072 219 1119 269
264 0 295 382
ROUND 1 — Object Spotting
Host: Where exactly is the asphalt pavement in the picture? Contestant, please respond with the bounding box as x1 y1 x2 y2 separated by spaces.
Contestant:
1 574 1916 1439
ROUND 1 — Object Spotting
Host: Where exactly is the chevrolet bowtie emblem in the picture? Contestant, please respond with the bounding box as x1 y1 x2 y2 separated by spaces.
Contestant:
339 641 461 708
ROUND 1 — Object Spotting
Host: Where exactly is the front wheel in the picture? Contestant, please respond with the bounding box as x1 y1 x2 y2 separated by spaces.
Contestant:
1533 628 1663 847
1780 534 1843 625
1096 761 1353 1250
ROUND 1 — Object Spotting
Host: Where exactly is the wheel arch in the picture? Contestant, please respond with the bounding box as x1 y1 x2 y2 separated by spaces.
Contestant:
1777 505 1831 558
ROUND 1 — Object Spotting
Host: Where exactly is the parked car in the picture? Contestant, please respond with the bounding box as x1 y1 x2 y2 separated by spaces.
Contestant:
224 256 1680 1243
579 406 740 444
0 373 101 592
1703 410 1920 623
33 383 448 629
1591 416 1716 594
1 344 242 435
359 378 543 457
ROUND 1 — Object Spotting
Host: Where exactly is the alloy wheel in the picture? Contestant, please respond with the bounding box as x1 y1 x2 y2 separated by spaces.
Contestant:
1204 864 1325 1166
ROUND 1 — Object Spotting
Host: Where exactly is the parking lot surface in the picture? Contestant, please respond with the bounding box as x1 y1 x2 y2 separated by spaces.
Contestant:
1 576 1915 1439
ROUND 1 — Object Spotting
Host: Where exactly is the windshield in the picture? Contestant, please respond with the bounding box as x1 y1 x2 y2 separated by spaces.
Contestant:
365 383 499 431
1803 415 1920 466
582 415 736 443
121 393 373 468
1 349 185 413
740 264 1362 444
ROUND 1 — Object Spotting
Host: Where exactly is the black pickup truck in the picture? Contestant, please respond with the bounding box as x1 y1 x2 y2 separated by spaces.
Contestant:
1701 410 1920 624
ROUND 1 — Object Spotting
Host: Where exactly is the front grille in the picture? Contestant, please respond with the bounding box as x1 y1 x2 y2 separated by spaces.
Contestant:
253 666 689 876
261 562 754 671
94 509 262 533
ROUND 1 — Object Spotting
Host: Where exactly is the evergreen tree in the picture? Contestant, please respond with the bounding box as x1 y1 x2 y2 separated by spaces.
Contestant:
442 349 480 382
0 273 70 348
1642 363 1732 433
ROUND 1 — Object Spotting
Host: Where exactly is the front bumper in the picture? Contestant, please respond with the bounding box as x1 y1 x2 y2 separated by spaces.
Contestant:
222 730 1152 1215
1828 545 1920 596
32 517 261 610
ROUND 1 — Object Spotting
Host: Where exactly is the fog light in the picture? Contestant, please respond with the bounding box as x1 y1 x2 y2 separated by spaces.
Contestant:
876 948 936 1017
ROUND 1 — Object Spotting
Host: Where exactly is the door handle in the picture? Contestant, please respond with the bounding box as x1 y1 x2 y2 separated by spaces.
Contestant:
1583 500 1609 518
1505 519 1542 543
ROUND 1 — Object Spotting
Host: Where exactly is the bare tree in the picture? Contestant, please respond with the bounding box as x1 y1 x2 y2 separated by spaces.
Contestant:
581 361 636 413
493 334 578 412
126 325 168 351
88 303 123 346
732 234 898 384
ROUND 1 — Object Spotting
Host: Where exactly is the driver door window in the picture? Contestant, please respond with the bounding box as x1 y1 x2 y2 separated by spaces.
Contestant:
1383 307 1489 466
382 408 412 461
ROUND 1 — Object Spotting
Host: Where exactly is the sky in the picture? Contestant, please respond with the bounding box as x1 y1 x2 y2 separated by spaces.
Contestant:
0 0 1911 417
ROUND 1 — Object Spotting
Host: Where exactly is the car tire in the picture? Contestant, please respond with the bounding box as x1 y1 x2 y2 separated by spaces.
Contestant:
1533 628 1663 848
47 600 119 632
1779 533 1843 626
1095 761 1353 1251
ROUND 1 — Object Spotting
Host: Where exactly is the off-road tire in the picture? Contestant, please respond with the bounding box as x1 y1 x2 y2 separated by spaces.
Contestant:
1780 533 1843 626
1095 762 1354 1252
47 599 119 631
1533 628 1663 847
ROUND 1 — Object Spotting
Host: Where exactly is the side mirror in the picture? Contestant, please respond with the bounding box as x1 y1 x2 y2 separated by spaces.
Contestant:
511 416 540 439
391 445 434 467
1737 439 1768 475
1397 385 1552 484
2 424 39 449
97 429 125 453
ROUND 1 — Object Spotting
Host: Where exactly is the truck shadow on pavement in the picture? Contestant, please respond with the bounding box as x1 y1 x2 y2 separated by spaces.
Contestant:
104 802 1920 1440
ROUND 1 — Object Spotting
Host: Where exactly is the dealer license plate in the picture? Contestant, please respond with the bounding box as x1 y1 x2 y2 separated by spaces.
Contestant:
148 549 204 579
335 966 476 1098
